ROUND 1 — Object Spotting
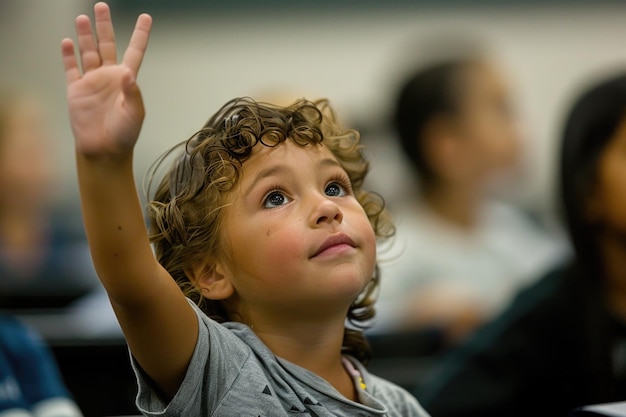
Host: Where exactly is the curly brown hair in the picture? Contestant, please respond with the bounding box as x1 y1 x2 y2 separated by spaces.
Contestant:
147 97 394 364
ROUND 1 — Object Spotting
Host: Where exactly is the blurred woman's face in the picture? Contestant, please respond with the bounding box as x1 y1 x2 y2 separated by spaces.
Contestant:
455 62 522 182
0 99 53 211
589 117 626 233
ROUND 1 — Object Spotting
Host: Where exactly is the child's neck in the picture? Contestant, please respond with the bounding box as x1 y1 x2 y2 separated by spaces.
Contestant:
249 313 358 402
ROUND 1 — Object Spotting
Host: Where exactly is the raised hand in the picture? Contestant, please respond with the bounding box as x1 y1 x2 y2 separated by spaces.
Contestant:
61 2 152 158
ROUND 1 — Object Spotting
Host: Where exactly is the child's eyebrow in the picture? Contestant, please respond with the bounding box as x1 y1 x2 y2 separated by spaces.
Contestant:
319 158 342 170
245 158 342 195
245 166 288 195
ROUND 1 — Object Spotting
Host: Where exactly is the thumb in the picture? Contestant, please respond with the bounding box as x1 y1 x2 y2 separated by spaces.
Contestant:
121 68 144 117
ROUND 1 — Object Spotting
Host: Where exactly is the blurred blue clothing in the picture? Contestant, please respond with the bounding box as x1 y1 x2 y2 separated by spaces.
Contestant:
0 314 76 414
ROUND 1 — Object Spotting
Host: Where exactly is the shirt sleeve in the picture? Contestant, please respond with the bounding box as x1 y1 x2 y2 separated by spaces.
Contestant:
131 299 252 416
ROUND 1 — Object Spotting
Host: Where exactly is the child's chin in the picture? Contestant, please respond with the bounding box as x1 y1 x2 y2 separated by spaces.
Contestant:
326 274 371 299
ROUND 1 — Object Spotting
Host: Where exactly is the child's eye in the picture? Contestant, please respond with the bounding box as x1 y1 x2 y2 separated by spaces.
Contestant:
263 191 291 208
325 182 347 197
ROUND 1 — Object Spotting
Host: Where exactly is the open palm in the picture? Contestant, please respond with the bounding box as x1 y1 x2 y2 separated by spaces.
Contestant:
61 2 152 158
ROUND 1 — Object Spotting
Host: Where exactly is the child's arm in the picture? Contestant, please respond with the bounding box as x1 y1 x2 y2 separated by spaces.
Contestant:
61 2 198 399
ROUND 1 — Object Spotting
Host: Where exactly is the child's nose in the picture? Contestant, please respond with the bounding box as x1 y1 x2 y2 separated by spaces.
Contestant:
313 197 344 226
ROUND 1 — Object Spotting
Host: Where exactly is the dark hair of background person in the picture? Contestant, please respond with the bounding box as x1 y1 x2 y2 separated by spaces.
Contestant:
559 73 626 400
392 57 479 185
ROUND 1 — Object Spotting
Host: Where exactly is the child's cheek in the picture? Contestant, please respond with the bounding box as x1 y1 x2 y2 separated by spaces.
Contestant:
261 225 305 266
362 224 378 274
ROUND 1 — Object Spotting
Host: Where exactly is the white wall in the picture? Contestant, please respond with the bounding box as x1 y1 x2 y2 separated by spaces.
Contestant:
2 1 626 218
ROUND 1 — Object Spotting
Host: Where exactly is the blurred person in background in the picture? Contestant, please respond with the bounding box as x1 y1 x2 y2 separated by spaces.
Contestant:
374 49 567 344
0 90 96 306
0 90 83 417
416 72 626 417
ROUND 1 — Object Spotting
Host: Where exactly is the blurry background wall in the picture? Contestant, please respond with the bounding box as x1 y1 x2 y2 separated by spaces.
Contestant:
1 0 625 220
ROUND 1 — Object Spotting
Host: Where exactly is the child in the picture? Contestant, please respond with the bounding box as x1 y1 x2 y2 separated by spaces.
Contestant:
0 90 85 417
0 90 96 305
375 52 566 342
416 72 626 416
61 3 429 416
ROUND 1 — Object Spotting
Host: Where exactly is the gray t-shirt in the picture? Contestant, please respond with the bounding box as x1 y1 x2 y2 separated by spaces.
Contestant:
131 301 430 416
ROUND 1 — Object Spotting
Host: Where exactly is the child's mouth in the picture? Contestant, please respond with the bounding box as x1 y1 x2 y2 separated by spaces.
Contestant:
311 234 356 258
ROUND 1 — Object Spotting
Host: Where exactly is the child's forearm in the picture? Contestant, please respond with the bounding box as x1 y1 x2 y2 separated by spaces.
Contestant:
76 150 201 398
76 152 160 305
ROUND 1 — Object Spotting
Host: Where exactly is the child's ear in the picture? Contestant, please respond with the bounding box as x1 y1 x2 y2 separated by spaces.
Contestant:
186 262 234 301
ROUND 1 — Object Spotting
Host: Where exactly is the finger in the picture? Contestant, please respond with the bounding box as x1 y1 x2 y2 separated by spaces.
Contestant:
94 2 117 65
122 13 152 76
61 38 81 85
75 14 101 72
